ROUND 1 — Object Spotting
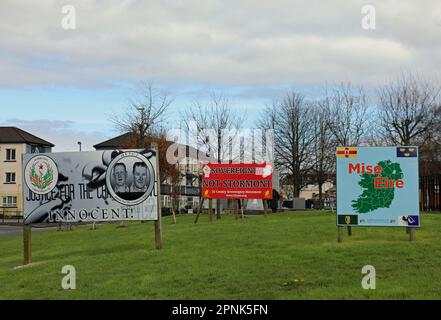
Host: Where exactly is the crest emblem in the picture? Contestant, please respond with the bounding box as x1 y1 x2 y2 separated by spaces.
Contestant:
25 155 59 194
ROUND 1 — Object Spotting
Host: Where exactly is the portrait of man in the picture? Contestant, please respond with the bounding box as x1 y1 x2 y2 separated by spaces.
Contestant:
131 162 149 193
112 163 129 194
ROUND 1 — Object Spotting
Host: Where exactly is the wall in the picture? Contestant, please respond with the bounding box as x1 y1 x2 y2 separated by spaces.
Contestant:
0 143 26 215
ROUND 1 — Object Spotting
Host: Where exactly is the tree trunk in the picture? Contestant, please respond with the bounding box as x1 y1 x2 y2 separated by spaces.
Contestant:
318 180 323 209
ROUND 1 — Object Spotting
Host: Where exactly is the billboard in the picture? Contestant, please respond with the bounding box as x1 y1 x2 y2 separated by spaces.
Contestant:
23 149 159 224
336 146 419 227
201 163 273 199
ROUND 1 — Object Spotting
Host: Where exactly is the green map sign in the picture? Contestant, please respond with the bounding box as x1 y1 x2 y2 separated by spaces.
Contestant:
336 147 420 227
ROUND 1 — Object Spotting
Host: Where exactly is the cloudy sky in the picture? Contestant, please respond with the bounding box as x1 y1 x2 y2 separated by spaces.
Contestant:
1 0 441 151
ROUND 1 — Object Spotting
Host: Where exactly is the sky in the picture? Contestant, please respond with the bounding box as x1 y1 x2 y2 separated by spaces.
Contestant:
1 0 441 151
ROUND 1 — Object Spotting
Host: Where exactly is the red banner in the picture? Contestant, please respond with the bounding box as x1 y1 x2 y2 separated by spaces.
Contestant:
201 163 273 199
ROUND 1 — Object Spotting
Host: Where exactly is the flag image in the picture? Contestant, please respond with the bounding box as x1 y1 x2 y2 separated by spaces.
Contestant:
336 147 358 158
396 147 417 157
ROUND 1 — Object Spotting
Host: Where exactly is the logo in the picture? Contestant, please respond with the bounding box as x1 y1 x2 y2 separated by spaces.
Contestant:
25 155 59 195
106 151 155 206
202 165 211 178
399 215 420 227
337 214 358 225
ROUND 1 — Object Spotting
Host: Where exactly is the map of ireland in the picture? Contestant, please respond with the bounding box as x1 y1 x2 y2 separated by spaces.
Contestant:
337 147 419 227
352 160 403 213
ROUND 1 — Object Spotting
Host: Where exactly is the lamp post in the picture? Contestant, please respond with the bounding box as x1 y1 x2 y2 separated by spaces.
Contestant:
136 107 145 148
77 141 82 152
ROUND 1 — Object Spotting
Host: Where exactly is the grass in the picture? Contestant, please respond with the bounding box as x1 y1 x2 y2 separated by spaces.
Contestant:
1 211 441 300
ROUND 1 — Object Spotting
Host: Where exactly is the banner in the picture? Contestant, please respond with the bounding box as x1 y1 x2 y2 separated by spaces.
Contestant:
336 146 419 227
23 149 159 224
201 163 273 199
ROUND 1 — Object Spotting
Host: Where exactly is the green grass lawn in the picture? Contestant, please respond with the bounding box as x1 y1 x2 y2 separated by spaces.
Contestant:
1 211 441 300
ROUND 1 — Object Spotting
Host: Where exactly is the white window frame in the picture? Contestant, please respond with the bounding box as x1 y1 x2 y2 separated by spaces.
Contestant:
2 196 17 208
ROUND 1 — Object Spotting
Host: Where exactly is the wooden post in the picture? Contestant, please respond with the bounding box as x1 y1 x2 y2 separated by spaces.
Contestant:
240 200 244 219
23 224 32 265
208 199 213 222
194 198 205 224
262 199 268 217
152 143 162 250
232 199 237 219
347 226 352 236
409 227 416 241
337 226 343 243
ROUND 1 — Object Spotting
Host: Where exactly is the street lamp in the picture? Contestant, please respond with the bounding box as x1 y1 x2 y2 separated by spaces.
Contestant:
137 107 145 148
78 141 82 152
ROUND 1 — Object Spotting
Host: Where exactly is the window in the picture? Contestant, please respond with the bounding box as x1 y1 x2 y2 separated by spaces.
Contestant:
2 196 17 208
31 146 41 154
6 149 16 161
5 172 16 183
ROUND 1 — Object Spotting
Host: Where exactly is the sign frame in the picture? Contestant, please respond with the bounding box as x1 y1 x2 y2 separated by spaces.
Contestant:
336 146 420 241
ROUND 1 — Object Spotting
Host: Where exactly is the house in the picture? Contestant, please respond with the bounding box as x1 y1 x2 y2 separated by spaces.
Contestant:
299 181 334 200
0 127 54 216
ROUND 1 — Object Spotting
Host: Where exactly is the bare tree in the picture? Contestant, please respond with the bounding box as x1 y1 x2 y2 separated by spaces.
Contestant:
183 93 245 219
325 83 370 146
110 82 179 219
260 91 315 198
377 72 440 147
111 81 173 145
311 102 335 208
422 105 441 174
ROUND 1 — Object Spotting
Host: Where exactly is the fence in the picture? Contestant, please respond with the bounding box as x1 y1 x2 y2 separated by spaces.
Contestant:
420 175 441 212
0 207 23 224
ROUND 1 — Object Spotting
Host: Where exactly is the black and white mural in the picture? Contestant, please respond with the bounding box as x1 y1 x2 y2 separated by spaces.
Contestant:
23 149 158 224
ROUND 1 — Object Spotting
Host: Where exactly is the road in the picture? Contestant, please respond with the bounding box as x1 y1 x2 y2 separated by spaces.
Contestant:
0 224 57 238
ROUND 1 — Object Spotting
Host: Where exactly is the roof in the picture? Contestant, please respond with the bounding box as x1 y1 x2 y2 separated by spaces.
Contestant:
93 132 134 149
0 127 54 147
94 132 206 160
